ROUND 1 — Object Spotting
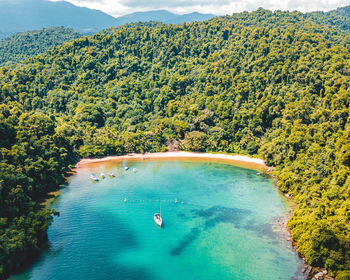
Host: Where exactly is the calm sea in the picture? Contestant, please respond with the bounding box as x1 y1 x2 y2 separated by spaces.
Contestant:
11 159 304 280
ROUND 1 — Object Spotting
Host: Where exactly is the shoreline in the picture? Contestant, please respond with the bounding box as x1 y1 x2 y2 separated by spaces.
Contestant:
44 152 268 206
76 151 267 171
38 152 310 280
51 152 317 278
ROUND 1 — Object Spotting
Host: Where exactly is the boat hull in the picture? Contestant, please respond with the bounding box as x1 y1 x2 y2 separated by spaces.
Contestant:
90 175 100 181
154 214 162 227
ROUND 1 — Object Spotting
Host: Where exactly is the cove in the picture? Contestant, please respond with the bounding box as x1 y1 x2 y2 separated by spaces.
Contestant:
10 159 305 280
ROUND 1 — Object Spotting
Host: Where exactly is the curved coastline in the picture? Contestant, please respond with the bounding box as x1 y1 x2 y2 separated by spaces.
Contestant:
49 152 268 206
59 152 311 278
76 151 268 172
25 154 306 280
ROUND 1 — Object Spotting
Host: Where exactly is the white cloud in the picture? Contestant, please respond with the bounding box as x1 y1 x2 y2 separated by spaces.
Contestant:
49 0 350 17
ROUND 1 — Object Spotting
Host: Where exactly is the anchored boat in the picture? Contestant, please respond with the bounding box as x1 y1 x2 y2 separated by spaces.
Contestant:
90 174 100 181
154 198 163 227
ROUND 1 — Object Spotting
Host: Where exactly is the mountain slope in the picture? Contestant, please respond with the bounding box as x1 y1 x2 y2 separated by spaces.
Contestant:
334 5 350 18
0 0 118 37
0 9 349 279
115 10 215 25
115 10 176 25
0 1 216 38
307 5 350 33
167 12 215 24
0 27 83 66
0 0 348 40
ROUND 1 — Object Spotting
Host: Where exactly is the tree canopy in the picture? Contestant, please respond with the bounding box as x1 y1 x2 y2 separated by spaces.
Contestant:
0 27 82 66
0 8 349 279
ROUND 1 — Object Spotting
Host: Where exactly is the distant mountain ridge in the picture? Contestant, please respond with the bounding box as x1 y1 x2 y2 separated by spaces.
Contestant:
0 0 117 38
0 0 216 38
115 10 215 25
1 0 348 39
0 8 350 279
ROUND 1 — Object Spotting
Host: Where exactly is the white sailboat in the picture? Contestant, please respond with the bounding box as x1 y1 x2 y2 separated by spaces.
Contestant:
154 198 163 227
90 174 100 181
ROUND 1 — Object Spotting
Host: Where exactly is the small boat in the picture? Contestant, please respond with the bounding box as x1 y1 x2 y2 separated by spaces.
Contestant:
100 172 105 179
108 172 115 177
154 198 163 227
124 166 129 171
175 198 178 204
133 168 137 173
90 174 100 181
124 197 127 203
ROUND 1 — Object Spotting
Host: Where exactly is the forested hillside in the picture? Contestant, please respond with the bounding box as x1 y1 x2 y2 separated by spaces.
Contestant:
0 0 215 39
0 5 348 67
307 6 350 33
0 27 82 66
114 10 215 25
0 8 349 279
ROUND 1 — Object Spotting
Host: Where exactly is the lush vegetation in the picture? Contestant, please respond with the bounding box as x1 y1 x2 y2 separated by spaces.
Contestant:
0 7 349 279
0 107 75 278
307 6 350 33
0 27 82 66
0 0 214 39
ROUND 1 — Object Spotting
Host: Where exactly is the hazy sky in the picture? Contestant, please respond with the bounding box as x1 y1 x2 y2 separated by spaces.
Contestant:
49 0 349 17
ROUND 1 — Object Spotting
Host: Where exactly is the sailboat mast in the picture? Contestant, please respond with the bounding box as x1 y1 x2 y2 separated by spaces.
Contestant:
159 198 161 216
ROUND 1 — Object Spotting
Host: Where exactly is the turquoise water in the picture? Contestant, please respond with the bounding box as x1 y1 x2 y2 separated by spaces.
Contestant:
11 159 304 280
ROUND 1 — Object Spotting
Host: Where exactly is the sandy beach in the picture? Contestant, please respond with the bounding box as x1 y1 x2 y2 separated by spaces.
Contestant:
77 152 267 171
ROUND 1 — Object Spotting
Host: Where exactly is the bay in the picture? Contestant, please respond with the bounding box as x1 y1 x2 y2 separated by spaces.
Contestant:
11 159 304 280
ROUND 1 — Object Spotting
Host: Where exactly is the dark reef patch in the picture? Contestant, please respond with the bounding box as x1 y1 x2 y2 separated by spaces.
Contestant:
170 227 201 256
244 222 277 239
193 206 251 229
177 212 186 218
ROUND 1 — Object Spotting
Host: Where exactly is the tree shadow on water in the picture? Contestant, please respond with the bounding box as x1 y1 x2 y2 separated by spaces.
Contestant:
13 205 155 280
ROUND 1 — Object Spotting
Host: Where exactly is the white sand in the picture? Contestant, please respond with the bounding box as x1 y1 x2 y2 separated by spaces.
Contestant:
77 151 266 167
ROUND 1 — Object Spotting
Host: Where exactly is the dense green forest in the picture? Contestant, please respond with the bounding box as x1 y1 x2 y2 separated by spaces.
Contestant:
1 5 349 68
0 7 349 279
0 0 214 39
0 27 82 66
307 6 350 33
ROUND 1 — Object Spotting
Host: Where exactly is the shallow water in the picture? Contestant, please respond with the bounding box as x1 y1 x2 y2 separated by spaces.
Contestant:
11 159 304 280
